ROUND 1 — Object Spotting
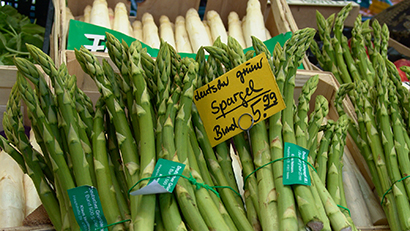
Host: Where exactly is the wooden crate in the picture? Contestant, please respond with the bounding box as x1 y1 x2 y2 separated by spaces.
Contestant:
0 66 29 132
286 0 360 30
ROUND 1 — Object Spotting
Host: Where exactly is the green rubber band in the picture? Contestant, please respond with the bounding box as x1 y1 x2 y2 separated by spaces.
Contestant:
381 175 410 206
243 156 317 190
94 219 131 231
127 173 225 198
337 204 351 217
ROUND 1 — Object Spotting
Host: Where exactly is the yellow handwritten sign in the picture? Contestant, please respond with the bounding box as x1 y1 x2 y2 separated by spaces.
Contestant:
194 53 286 147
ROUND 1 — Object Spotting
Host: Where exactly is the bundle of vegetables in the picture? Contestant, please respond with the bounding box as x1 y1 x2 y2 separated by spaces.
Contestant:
68 0 271 53
0 5 45 65
310 4 410 231
200 28 359 230
0 20 362 230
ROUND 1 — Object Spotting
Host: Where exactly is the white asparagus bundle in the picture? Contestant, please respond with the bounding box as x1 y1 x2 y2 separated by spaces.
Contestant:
206 10 228 44
113 2 133 37
83 5 92 23
159 15 176 49
185 8 212 53
0 150 25 229
90 0 111 29
133 20 143 42
228 11 246 49
174 16 193 53
243 0 266 47
23 174 42 217
142 12 161 49
202 20 213 45
342 147 373 227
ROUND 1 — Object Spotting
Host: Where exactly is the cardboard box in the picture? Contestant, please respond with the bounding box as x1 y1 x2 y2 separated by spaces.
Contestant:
286 0 361 30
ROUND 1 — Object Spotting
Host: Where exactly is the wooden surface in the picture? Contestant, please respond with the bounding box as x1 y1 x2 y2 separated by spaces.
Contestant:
0 225 54 231
287 3 360 29
389 38 410 58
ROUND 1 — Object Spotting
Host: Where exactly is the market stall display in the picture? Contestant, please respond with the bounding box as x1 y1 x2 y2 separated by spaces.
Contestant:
3 0 410 230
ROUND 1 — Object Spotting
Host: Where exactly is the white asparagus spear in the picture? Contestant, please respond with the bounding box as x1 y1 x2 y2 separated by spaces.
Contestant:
228 11 246 49
133 20 143 42
83 5 92 23
206 10 228 44
113 2 132 37
241 15 250 47
64 7 75 37
202 20 213 45
243 0 266 47
90 0 111 29
175 15 193 53
109 7 115 29
159 15 176 49
185 8 212 53
142 12 161 49
0 150 25 228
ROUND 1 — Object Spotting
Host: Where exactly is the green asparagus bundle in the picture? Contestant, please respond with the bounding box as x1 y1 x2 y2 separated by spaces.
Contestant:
195 29 357 231
311 3 410 231
1 24 363 231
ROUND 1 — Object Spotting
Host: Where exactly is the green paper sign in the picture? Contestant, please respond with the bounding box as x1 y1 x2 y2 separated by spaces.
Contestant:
130 158 185 196
67 186 108 231
67 19 300 67
283 142 311 186
67 19 158 56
